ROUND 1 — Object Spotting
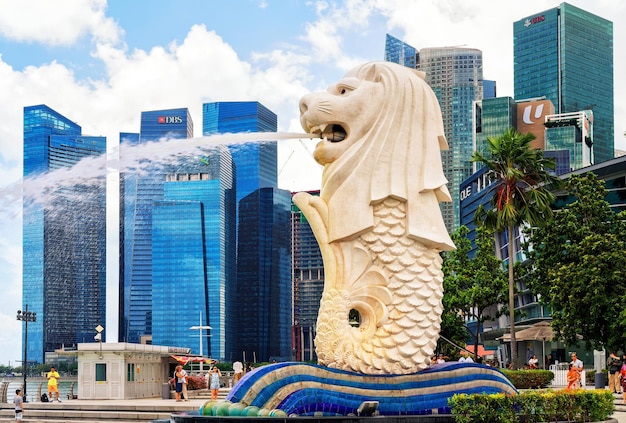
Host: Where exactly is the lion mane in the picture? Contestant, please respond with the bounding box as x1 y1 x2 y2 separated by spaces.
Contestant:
320 61 454 251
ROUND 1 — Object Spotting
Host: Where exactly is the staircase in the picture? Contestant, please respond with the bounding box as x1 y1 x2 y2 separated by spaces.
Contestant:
0 388 230 422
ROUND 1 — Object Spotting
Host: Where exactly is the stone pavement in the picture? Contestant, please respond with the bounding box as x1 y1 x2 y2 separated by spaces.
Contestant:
1 390 625 422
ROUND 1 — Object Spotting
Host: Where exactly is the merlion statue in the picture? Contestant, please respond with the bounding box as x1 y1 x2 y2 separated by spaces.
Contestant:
224 62 516 417
293 61 455 375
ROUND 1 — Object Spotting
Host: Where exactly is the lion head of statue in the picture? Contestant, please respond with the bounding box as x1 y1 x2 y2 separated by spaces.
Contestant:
299 61 454 251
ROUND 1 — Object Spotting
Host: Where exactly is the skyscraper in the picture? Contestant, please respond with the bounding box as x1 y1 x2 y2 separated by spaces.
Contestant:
417 46 485 230
291 191 324 362
202 101 292 362
514 2 613 162
122 108 194 344
384 34 417 68
23 105 107 363
236 187 292 362
202 102 278 202
385 36 485 230
150 146 236 360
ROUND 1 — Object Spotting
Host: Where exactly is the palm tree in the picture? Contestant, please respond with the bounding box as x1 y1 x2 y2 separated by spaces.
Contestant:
472 127 560 367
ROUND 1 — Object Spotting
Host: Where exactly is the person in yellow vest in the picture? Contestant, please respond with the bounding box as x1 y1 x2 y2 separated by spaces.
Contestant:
47 367 61 402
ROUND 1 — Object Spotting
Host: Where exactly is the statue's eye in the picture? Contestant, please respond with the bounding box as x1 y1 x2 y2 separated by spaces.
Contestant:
337 85 353 95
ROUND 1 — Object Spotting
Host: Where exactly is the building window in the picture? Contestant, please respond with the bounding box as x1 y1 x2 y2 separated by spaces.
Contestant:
95 363 107 382
127 363 135 382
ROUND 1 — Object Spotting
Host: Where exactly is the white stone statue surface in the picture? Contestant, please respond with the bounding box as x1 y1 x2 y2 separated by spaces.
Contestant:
294 61 455 375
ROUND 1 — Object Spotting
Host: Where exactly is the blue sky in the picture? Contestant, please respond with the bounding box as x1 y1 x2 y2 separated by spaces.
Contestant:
0 0 623 366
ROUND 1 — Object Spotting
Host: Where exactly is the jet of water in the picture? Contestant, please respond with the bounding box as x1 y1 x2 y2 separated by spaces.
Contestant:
1 132 319 218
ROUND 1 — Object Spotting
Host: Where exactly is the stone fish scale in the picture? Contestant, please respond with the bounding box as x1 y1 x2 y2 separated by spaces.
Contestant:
315 197 443 375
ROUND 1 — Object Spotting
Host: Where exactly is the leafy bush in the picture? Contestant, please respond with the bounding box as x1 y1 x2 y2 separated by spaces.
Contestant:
501 369 554 389
449 389 614 423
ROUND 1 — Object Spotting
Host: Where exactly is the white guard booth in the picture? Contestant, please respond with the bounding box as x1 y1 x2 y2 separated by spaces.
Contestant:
76 342 189 400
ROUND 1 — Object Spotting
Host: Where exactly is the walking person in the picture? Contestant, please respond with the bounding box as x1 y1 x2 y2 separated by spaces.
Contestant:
209 366 222 400
47 366 62 402
14 389 23 421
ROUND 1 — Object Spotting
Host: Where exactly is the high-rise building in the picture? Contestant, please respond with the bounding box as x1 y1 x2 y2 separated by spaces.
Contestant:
121 108 193 344
417 46 485 231
384 34 417 68
385 36 485 230
291 191 324 362
202 101 292 362
202 102 278 202
23 105 107 363
468 96 593 246
150 146 236 360
236 187 292 362
514 2 613 163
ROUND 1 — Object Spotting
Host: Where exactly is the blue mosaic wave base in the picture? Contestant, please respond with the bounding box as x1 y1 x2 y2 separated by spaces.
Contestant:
225 362 517 416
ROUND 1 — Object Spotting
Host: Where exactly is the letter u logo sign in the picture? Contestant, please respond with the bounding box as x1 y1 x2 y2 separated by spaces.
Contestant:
522 104 544 124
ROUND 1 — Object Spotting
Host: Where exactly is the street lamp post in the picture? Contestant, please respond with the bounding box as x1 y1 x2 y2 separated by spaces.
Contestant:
16 305 37 403
189 312 211 372
94 325 104 359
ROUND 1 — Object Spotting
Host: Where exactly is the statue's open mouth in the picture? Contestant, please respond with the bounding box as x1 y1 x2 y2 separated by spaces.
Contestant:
309 123 347 142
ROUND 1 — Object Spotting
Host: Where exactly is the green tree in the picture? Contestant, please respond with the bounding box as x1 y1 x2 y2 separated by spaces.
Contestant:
442 225 508 360
472 128 560 365
525 173 626 350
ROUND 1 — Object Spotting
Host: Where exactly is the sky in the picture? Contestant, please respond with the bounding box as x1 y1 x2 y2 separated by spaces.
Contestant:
0 0 624 366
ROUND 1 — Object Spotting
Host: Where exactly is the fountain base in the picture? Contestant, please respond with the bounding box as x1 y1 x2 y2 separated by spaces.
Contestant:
172 362 516 420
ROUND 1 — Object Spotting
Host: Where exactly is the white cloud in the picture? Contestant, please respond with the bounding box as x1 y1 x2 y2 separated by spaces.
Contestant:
0 0 624 365
0 2 333 364
0 0 122 46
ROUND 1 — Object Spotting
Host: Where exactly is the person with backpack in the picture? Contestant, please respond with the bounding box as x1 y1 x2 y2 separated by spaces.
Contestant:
607 351 622 394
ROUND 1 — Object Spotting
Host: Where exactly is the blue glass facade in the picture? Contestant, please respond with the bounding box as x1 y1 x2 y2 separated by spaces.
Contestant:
202 102 278 203
236 188 292 362
514 3 613 163
202 101 290 362
23 105 107 363
384 34 417 68
151 146 236 359
122 108 193 344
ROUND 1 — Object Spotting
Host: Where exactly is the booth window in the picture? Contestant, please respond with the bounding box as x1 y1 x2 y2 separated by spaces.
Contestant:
95 363 107 381
127 363 135 381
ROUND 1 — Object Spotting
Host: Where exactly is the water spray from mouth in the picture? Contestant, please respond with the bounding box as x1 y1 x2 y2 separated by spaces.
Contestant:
1 132 320 218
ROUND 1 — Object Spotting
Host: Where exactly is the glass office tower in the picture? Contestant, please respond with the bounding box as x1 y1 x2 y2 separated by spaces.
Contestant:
417 46 484 231
202 101 292 362
202 102 278 202
236 187 292 362
514 3 613 162
384 34 417 68
23 105 107 363
385 36 485 231
122 108 193 344
291 191 324 362
151 146 236 360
